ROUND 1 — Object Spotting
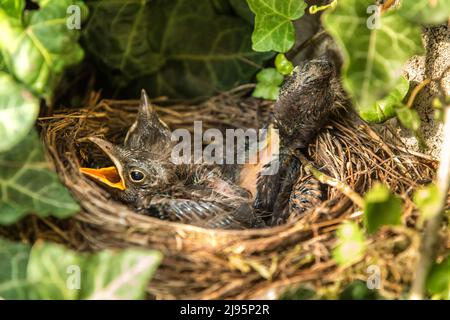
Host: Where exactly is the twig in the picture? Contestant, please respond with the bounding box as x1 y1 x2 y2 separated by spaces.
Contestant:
409 104 450 300
296 152 365 208
407 78 431 109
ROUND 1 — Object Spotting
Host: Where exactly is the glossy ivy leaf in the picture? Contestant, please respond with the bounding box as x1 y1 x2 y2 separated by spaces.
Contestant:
0 238 31 299
247 0 307 52
399 0 450 25
27 242 162 300
427 256 450 299
323 0 423 123
229 0 255 24
363 183 402 234
0 72 39 152
414 184 442 221
0 239 162 300
0 131 80 225
252 67 284 100
275 53 294 75
359 77 409 123
0 0 88 98
332 221 366 266
84 0 270 99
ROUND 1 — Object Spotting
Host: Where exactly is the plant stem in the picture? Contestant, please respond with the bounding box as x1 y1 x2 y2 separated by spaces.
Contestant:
409 104 450 300
296 152 365 208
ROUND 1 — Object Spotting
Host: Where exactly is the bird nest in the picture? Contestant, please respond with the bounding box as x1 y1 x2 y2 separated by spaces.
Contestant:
33 86 440 299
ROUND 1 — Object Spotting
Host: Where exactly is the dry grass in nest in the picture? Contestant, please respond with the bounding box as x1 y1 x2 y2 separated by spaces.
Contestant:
29 86 445 299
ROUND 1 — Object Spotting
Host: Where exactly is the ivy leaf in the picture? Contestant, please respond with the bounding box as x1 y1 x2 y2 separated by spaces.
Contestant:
27 242 162 300
81 249 162 300
0 0 23 19
396 104 422 131
0 0 88 98
359 77 409 123
332 221 366 266
323 0 423 123
399 0 450 25
247 0 307 52
0 131 80 225
252 67 284 100
84 0 270 99
427 256 450 299
0 238 31 299
275 53 293 75
0 72 39 152
414 184 442 222
0 239 162 300
363 183 403 234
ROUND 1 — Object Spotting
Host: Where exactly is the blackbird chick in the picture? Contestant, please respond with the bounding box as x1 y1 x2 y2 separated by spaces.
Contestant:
81 90 263 229
251 59 343 225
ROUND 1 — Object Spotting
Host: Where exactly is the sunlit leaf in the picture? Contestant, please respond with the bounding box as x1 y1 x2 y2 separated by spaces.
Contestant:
275 53 293 75
333 221 366 266
359 77 409 123
323 0 423 123
0 0 88 98
399 0 450 25
414 184 443 222
252 67 284 100
363 183 402 234
247 0 307 52
0 72 39 152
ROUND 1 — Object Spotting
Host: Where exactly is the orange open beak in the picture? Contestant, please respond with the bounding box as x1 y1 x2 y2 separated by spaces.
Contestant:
79 137 126 191
79 166 125 190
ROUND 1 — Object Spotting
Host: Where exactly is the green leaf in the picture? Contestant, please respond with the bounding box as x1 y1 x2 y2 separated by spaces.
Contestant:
363 183 403 234
0 238 162 300
323 0 424 123
0 72 39 152
275 53 293 75
0 131 80 225
252 67 284 100
27 242 162 300
247 0 307 52
0 0 24 19
84 0 270 99
414 184 442 221
80 249 162 300
332 221 366 266
427 256 450 299
398 0 450 25
359 77 409 123
339 280 383 300
396 104 422 131
0 238 31 299
0 0 88 97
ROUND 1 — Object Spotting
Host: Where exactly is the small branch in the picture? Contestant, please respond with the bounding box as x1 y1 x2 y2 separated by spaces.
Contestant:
407 78 431 109
409 104 450 300
296 152 365 208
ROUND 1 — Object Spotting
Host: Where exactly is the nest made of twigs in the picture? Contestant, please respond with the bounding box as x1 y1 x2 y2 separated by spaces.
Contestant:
36 86 442 299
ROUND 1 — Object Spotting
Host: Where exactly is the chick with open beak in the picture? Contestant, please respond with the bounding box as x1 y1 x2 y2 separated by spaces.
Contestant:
80 90 263 229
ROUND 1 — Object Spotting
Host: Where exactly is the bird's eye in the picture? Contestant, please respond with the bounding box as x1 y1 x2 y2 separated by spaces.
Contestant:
129 170 145 182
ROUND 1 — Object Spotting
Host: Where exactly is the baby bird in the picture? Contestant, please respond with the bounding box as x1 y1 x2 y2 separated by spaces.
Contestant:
80 91 264 229
80 59 341 228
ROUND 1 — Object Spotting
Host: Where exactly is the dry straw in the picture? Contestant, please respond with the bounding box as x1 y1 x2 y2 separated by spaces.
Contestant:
19 86 446 299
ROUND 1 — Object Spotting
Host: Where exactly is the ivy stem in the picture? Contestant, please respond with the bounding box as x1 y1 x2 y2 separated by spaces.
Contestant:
409 103 450 299
406 78 431 109
309 0 337 15
296 152 365 208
